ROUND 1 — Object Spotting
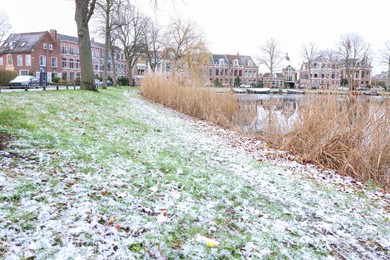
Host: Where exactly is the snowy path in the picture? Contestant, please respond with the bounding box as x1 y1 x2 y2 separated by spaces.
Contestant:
0 91 389 259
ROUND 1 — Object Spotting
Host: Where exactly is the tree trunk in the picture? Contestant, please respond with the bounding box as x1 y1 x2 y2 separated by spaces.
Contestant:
102 0 110 89
75 0 97 91
110 43 117 86
128 62 134 86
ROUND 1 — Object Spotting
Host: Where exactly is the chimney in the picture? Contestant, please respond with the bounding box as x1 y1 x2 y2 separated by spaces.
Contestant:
49 29 57 41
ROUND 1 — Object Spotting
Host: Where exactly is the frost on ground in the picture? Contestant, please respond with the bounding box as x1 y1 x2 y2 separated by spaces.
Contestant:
0 89 389 259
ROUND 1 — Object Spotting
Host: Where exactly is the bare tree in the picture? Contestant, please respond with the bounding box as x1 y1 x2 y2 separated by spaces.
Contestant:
164 17 207 76
337 33 371 90
75 0 98 91
0 12 11 46
144 22 166 73
379 41 390 90
258 38 284 88
300 42 318 89
114 0 149 86
0 12 12 55
95 0 121 88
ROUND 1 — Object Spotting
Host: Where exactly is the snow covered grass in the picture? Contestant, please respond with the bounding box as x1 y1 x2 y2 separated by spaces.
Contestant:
0 87 389 259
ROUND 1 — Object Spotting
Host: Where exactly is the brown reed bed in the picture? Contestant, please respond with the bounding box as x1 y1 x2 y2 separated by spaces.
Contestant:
140 75 390 188
140 75 246 129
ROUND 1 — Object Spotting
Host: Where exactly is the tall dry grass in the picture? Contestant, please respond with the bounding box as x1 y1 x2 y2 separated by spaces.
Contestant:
140 75 248 129
140 75 390 188
264 96 390 187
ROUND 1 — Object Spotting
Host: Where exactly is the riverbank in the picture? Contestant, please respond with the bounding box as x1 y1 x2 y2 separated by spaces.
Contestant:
0 87 389 258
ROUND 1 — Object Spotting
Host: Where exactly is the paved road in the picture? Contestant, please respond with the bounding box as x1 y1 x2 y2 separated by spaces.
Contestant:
0 85 80 93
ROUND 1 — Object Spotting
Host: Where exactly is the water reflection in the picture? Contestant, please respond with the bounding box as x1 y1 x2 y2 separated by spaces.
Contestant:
235 94 388 134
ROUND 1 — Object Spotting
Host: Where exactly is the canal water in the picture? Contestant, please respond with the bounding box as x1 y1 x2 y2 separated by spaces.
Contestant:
234 93 388 134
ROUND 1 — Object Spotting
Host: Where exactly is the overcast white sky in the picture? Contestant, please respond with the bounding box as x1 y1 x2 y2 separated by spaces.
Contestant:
1 0 388 74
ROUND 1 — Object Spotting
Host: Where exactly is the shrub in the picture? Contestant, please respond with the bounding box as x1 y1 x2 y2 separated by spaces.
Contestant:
118 77 129 86
52 77 61 84
0 70 18 86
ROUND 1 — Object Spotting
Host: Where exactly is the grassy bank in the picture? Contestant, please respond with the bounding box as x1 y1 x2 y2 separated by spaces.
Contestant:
0 87 389 258
141 76 390 188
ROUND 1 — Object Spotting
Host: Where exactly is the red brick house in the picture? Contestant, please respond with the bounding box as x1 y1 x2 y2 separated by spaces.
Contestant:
0 29 128 84
206 53 259 87
0 30 61 83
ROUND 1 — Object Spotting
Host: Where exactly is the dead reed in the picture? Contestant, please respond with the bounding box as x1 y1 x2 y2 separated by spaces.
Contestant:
266 96 390 188
140 75 390 188
140 75 244 129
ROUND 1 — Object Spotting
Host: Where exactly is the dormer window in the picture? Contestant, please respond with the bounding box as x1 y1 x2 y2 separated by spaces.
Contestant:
219 58 224 65
248 60 253 66
43 43 47 49
20 41 26 47
233 59 239 66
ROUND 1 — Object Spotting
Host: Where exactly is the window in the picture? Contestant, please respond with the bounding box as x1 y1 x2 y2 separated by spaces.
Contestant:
62 57 67 68
248 60 253 66
17 55 23 66
25 55 31 66
70 47 74 55
7 54 13 66
62 45 68 54
43 43 47 49
51 57 58 68
0 57 3 65
20 41 26 47
76 59 80 69
40 55 46 67
233 59 239 66
20 70 29 75
70 72 74 80
49 44 53 50
70 58 74 68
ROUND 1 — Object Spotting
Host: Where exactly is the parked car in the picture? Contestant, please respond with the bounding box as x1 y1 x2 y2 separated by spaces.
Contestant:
9 75 39 88
357 86 368 91
339 87 349 91
372 86 385 91
107 80 113 86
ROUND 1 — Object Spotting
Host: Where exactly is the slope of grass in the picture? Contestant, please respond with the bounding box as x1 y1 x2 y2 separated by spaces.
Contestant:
0 87 389 259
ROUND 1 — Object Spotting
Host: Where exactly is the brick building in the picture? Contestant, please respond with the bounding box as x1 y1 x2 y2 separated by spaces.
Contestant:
0 30 61 83
0 29 128 84
206 53 259 87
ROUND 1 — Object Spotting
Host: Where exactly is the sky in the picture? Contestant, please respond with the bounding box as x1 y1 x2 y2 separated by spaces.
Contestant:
1 0 389 74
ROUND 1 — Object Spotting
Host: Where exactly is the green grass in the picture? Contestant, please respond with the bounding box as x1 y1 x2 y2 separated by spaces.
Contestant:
0 87 389 259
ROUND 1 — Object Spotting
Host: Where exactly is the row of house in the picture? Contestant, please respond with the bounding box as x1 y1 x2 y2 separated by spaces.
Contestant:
0 29 128 85
0 29 374 88
298 56 372 89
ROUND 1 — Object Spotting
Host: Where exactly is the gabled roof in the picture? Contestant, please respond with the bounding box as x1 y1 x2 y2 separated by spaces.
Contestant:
58 33 105 49
211 53 257 67
57 33 78 44
211 54 228 65
225 54 257 67
263 72 284 78
0 31 46 53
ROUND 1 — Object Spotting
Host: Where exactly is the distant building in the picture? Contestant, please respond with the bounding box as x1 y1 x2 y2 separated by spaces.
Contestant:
262 72 285 88
0 30 61 83
0 29 128 84
206 53 259 87
299 56 372 89
282 65 296 88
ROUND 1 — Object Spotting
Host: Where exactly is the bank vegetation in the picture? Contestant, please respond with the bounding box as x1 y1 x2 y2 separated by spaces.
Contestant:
140 75 390 188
